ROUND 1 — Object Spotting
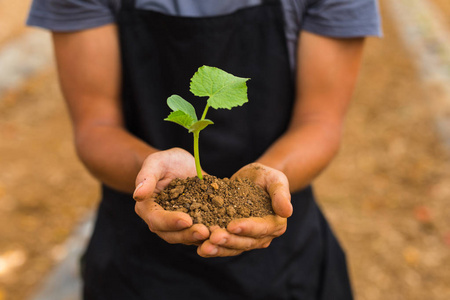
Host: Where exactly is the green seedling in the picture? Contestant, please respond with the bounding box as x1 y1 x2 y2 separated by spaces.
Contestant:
164 65 250 179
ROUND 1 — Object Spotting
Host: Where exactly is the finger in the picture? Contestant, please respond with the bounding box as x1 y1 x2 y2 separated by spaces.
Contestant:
261 168 292 218
135 200 192 232
158 224 210 245
136 199 211 245
267 180 292 218
208 227 273 251
227 216 287 238
232 163 293 218
197 240 244 257
133 150 181 201
133 175 158 201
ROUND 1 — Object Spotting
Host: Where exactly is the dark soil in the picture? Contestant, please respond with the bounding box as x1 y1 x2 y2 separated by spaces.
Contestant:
155 175 274 227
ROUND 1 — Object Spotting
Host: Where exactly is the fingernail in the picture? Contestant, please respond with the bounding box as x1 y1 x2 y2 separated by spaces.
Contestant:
231 227 241 234
218 238 227 245
193 231 204 241
177 220 190 229
263 241 271 248
133 181 144 197
209 247 218 255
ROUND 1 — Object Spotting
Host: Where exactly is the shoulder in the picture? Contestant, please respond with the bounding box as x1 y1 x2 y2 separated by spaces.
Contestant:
284 0 382 38
27 0 120 32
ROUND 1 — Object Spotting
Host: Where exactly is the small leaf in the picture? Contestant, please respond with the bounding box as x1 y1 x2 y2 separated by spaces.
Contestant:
164 111 196 129
188 119 214 133
167 95 198 121
190 66 250 110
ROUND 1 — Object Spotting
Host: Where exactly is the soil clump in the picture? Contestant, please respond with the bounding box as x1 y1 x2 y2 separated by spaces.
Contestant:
155 175 274 227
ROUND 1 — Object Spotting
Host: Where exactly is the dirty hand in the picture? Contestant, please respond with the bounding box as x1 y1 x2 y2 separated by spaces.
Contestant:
133 147 210 246
197 163 292 257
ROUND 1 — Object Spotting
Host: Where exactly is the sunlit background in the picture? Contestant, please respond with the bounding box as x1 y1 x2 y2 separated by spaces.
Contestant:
0 1 449 299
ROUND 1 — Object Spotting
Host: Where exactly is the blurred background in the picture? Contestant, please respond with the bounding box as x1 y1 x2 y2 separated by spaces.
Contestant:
0 0 449 299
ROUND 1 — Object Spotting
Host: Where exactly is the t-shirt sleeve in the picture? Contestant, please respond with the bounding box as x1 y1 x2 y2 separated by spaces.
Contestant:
303 0 382 38
26 0 117 32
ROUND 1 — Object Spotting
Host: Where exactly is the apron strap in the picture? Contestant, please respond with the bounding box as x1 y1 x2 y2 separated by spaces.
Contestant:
121 0 135 11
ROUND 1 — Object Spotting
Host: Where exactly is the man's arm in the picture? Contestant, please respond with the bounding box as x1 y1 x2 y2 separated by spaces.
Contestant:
198 31 366 257
53 24 157 193
53 25 210 244
257 31 365 192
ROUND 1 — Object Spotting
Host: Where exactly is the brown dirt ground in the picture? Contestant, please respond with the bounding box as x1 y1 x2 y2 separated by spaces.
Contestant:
0 0 449 299
432 0 450 29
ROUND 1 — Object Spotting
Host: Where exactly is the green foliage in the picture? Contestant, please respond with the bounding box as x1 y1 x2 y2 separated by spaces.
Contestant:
165 95 214 132
190 66 250 110
165 66 250 179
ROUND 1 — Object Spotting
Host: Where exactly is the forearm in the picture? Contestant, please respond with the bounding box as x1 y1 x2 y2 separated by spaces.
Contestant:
51 26 157 193
258 32 365 192
75 124 157 194
256 118 342 193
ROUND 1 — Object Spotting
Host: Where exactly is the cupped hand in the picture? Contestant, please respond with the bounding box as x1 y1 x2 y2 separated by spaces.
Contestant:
197 163 292 257
133 147 210 245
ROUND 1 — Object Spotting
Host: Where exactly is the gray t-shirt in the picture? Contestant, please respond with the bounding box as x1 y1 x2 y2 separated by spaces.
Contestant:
27 0 382 70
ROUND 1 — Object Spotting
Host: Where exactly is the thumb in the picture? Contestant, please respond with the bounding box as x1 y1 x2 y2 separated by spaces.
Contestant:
133 153 166 201
133 175 158 202
268 181 292 218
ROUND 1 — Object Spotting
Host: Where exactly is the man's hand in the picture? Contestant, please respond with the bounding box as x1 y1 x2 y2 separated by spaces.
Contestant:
197 163 292 257
133 148 210 245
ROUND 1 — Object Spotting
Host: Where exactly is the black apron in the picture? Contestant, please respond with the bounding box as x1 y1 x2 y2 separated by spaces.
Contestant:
81 0 353 299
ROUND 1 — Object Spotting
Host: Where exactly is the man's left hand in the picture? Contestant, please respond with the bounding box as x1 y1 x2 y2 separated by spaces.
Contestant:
197 163 292 257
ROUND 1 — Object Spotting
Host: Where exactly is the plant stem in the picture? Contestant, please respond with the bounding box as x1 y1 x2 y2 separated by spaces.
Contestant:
193 102 211 179
200 103 210 120
193 131 203 179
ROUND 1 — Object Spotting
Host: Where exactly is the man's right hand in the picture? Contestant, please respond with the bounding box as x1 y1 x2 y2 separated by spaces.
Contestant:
133 148 210 245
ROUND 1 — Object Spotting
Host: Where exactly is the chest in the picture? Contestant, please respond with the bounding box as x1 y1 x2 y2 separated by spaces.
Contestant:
114 0 305 72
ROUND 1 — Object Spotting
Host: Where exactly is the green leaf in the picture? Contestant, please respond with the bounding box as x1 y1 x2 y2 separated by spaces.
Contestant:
164 110 196 129
167 95 198 122
188 119 214 133
190 66 250 110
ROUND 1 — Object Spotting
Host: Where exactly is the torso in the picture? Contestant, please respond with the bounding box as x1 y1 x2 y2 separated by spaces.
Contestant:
108 0 303 70
81 2 351 299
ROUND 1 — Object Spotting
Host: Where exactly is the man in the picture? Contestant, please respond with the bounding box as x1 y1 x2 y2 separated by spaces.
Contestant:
28 0 381 298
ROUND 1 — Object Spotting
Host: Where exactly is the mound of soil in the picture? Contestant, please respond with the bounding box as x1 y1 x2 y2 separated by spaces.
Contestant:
155 175 274 228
